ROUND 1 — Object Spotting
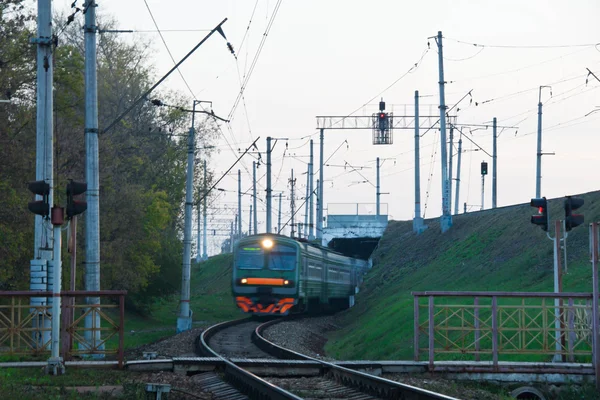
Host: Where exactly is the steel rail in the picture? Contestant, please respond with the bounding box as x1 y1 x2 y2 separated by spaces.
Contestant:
255 319 460 400
198 318 303 400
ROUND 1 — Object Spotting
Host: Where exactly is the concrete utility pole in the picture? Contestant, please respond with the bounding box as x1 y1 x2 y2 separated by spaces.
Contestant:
413 90 425 233
316 179 320 240
448 127 454 214
492 117 497 209
376 157 380 217
317 129 324 241
202 159 208 260
436 31 452 232
278 193 282 234
290 169 296 237
304 164 309 239
84 0 101 351
252 161 257 235
177 103 199 333
536 86 551 198
454 134 463 215
309 140 315 240
229 221 234 252
196 205 201 263
266 137 272 233
238 169 242 240
32 0 54 350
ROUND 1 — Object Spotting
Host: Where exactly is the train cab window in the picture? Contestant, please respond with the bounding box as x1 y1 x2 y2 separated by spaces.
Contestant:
268 243 297 271
237 246 264 269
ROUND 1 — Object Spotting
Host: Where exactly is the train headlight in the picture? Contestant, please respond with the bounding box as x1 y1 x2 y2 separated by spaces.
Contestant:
241 278 248 284
261 238 274 249
283 280 289 285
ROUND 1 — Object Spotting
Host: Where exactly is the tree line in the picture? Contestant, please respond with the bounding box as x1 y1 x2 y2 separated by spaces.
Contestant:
0 0 217 313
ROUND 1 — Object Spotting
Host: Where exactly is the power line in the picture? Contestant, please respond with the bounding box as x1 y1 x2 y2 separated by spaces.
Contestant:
328 45 430 128
445 37 600 49
142 0 197 99
228 0 284 121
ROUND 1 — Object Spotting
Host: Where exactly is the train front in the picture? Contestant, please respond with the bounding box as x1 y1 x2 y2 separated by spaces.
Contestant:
232 234 299 315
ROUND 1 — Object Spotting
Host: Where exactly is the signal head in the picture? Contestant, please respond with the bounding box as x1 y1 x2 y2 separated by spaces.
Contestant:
530 197 548 231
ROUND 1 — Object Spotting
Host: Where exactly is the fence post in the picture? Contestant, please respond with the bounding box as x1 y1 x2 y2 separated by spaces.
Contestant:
590 222 600 388
119 294 125 368
414 295 419 361
567 297 575 363
474 296 480 361
492 295 498 371
428 295 434 370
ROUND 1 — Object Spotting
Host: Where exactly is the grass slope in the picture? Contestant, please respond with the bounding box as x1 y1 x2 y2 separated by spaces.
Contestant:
122 253 239 348
326 190 600 360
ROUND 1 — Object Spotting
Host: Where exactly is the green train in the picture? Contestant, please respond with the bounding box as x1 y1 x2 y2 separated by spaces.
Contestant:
232 233 369 315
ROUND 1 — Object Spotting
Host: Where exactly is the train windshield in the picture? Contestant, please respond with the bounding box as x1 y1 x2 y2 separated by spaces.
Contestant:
237 245 264 269
268 243 297 271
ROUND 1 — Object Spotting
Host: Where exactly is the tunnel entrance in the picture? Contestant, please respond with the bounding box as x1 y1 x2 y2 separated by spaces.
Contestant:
327 237 380 260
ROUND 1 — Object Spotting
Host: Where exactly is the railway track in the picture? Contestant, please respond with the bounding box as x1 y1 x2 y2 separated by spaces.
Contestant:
198 317 459 400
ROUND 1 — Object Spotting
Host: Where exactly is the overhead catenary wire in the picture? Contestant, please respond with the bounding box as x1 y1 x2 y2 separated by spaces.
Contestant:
228 0 284 121
444 36 600 49
142 0 197 99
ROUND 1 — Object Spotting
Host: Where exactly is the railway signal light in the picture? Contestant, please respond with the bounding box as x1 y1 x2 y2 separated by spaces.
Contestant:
481 162 488 176
66 180 87 218
564 196 584 231
378 112 388 131
27 180 50 217
530 197 548 231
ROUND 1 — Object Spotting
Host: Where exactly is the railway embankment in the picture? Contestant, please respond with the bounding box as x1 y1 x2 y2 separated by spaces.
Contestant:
325 190 600 361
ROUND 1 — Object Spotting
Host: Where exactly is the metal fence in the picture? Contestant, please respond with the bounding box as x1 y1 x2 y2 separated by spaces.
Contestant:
413 291 597 373
0 290 126 367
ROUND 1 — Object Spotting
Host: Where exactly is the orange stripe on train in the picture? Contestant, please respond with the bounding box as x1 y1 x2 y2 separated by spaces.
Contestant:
235 297 296 314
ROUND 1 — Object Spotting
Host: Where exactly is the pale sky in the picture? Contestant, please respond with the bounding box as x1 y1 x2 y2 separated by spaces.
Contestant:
52 0 600 255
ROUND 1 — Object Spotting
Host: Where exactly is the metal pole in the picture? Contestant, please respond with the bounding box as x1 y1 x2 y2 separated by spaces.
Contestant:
290 169 295 238
376 157 380 217
481 175 485 211
252 161 257 235
317 129 324 241
492 117 497 208
266 137 272 233
414 90 424 233
278 193 282 234
448 127 454 214
454 134 462 215
437 31 451 232
238 169 242 239
590 222 600 389
309 140 315 240
48 217 63 374
84 0 101 352
202 159 208 260
177 107 196 333
553 220 563 362
536 97 543 198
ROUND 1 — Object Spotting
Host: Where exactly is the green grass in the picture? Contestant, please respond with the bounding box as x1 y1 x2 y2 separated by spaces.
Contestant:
326 190 600 361
0 368 146 399
120 253 240 349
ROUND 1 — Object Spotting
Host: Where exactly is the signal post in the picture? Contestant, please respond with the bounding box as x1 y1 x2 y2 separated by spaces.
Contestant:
530 195 585 362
